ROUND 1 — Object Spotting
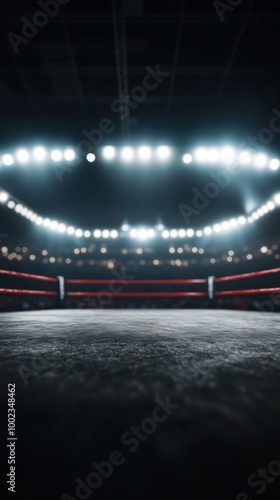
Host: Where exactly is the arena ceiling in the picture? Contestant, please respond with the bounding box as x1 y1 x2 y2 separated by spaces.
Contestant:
0 0 280 244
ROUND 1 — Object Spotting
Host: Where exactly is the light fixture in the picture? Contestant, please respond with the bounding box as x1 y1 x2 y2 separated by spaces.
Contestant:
102 146 116 161
33 146 47 163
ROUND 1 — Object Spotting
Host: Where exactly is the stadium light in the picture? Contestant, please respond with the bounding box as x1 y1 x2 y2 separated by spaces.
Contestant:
239 150 252 165
2 154 14 166
156 146 172 162
121 147 134 162
269 158 280 171
64 149 76 161
102 146 116 161
182 153 193 164
16 149 30 164
194 148 208 163
220 146 235 164
0 191 8 203
33 146 47 163
254 153 267 168
87 153 96 163
51 150 63 162
137 146 152 162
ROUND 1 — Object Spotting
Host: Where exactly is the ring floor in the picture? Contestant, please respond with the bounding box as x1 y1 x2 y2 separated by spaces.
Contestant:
1 309 280 500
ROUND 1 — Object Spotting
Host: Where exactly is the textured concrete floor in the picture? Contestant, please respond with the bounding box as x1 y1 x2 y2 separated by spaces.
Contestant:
0 310 280 500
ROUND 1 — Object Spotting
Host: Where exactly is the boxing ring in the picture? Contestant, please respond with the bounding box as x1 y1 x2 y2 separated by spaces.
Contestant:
1 267 280 500
0 266 280 304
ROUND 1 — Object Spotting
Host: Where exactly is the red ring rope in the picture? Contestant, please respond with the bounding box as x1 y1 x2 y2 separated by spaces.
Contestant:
65 278 207 285
65 292 207 298
0 268 279 301
0 269 57 282
0 289 58 296
216 288 280 296
215 267 280 283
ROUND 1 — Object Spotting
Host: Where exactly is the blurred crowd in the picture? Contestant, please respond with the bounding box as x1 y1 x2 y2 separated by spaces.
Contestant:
0 295 278 313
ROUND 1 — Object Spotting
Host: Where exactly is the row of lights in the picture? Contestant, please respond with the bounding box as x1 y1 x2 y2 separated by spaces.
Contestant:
1 145 279 170
1 190 280 240
182 146 280 170
101 145 280 170
0 147 76 166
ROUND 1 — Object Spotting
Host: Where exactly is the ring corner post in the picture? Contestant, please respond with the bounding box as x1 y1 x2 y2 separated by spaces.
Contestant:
208 275 216 309
57 275 65 309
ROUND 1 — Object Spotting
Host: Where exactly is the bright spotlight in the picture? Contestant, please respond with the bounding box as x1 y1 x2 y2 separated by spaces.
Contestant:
239 150 252 165
35 216 43 225
7 200 15 209
138 229 149 240
194 148 207 163
87 153 96 163
170 230 178 238
204 226 212 235
266 201 275 211
182 153 193 164
0 191 8 203
254 153 267 168
103 146 116 161
67 226 75 235
110 230 118 239
269 158 280 171
121 147 134 162
51 149 63 162
196 230 203 237
137 146 152 162
147 229 155 238
16 148 30 164
162 230 170 239
50 220 58 230
64 149 76 161
43 218 51 227
156 146 171 162
121 224 130 232
208 148 219 163
84 230 91 238
75 229 83 237
238 216 246 225
213 223 221 233
130 228 138 238
102 230 110 238
94 230 102 238
2 154 14 166
221 221 230 231
274 193 280 206
220 146 235 164
15 204 23 213
33 146 47 163
58 223 66 233
178 229 186 238
186 229 194 237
